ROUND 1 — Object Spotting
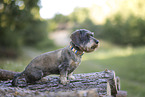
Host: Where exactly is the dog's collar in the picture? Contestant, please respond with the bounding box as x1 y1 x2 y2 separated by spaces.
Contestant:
70 45 84 56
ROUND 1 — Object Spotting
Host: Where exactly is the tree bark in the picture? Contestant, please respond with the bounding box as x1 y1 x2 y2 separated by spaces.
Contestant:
0 69 127 97
0 69 19 80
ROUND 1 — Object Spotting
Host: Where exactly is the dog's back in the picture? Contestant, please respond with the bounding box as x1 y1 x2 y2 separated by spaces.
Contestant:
12 29 99 86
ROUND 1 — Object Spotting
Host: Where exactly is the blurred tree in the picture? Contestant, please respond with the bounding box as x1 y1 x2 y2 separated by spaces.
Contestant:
22 20 48 46
69 8 90 24
99 0 145 46
101 14 145 46
49 14 70 31
0 0 52 58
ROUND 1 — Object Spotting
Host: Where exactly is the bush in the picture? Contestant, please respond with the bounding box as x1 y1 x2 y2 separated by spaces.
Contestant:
101 14 145 46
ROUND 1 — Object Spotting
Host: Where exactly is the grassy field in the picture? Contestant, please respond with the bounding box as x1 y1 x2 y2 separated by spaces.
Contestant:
0 41 145 97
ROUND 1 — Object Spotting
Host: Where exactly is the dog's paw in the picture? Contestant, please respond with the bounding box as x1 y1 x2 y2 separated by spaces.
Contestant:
61 80 70 85
68 75 75 80
60 77 70 85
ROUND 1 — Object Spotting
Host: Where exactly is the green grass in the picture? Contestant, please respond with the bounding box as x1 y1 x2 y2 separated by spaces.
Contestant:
74 42 145 97
0 41 145 97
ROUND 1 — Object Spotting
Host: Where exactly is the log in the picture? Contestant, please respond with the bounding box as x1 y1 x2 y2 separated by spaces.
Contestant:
116 91 127 97
0 69 19 80
0 69 127 97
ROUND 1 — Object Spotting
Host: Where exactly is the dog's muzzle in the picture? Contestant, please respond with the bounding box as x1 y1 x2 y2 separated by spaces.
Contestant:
91 40 99 49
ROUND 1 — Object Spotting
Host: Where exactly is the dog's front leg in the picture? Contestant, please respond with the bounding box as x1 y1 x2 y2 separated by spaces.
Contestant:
68 72 75 80
60 71 70 85
59 63 69 85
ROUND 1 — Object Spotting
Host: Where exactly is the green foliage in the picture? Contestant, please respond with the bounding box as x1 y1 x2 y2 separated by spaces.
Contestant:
53 14 69 24
22 20 47 46
0 0 53 58
46 14 70 32
69 7 89 23
101 14 145 46
99 0 145 46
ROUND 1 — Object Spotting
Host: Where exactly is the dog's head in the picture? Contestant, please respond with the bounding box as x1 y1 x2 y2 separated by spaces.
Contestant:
70 29 99 52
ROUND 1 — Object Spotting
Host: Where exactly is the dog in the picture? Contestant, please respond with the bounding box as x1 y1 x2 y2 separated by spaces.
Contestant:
12 29 99 86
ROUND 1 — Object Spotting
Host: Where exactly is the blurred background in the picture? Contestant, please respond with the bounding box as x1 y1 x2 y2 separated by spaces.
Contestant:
0 0 145 96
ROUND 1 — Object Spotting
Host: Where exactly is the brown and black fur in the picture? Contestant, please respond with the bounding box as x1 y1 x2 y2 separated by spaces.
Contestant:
12 29 99 86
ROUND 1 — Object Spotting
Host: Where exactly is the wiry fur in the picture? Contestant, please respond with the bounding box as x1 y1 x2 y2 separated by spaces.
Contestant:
12 29 99 86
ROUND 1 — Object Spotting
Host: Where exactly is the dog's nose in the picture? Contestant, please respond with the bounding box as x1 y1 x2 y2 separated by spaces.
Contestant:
95 40 99 44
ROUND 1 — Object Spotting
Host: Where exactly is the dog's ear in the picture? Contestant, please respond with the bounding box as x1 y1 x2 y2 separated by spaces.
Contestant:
70 30 82 47
70 29 91 48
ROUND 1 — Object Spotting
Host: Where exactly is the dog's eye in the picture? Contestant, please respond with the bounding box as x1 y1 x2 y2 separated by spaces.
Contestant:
87 32 94 37
90 34 94 37
91 32 94 36
87 34 93 38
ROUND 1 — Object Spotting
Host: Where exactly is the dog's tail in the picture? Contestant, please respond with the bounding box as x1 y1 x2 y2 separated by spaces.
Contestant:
12 71 24 86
